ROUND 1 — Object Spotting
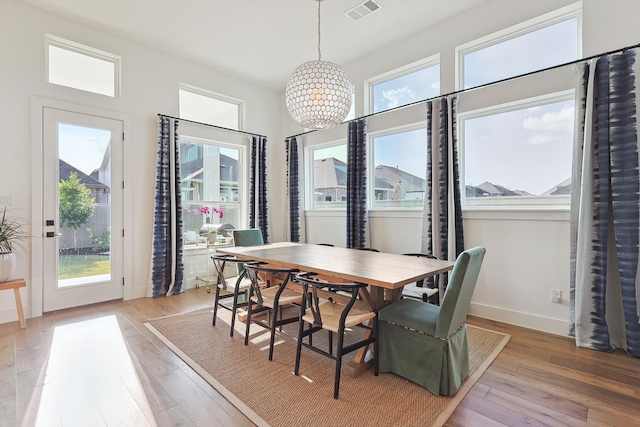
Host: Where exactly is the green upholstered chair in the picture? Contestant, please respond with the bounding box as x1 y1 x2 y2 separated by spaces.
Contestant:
231 228 265 277
232 229 264 247
378 246 486 396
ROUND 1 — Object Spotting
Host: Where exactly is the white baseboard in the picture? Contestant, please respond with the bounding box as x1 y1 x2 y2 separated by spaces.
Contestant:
469 302 571 337
0 305 31 325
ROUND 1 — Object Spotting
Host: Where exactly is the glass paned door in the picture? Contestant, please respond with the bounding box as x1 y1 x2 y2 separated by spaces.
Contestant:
43 108 123 312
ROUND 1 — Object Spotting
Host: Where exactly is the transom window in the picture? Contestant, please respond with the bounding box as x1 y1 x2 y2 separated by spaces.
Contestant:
367 56 440 114
179 84 242 130
457 4 580 89
46 34 120 97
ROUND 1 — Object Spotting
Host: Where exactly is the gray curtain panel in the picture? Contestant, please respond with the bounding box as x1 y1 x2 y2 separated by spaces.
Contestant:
346 118 367 249
421 95 464 294
286 137 304 242
149 115 184 297
249 135 269 243
570 48 639 357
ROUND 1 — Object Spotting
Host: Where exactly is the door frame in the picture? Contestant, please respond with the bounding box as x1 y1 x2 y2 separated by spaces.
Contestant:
31 97 133 317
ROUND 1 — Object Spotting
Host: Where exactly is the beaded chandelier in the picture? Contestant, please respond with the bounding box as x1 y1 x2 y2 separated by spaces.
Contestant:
285 0 353 130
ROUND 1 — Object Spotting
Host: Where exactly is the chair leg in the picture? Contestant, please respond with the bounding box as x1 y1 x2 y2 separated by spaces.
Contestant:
373 315 379 376
328 331 333 356
294 319 306 375
269 306 278 361
244 296 253 346
230 288 238 337
334 330 345 399
212 284 221 326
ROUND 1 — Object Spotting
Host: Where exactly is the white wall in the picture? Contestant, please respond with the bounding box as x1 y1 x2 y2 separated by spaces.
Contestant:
2 0 638 332
288 0 640 336
0 0 284 323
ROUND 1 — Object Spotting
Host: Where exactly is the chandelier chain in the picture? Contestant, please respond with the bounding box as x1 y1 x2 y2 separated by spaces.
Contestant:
317 0 322 61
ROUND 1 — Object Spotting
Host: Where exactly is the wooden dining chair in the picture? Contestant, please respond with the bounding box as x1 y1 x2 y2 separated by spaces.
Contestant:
210 254 253 337
294 272 378 399
401 253 441 305
242 262 302 361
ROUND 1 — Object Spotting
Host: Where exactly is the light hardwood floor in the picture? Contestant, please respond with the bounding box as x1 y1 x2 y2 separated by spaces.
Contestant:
1 288 639 426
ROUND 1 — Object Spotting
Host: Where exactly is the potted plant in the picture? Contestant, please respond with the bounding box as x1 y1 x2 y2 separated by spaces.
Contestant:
0 207 28 282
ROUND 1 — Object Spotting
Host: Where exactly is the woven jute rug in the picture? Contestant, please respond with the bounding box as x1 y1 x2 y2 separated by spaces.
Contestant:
145 308 510 427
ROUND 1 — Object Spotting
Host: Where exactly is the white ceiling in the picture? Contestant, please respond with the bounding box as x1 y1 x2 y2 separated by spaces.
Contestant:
22 0 485 90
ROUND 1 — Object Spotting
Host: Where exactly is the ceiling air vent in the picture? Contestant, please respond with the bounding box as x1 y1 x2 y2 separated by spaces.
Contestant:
345 0 382 21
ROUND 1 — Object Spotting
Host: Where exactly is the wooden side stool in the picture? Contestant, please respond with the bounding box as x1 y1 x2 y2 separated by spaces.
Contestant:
0 279 27 328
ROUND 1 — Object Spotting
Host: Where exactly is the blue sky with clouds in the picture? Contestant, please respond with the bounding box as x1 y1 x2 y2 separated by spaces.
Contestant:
369 17 578 195
58 123 110 176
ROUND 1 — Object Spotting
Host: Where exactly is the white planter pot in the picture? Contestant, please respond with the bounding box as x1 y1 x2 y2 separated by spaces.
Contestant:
0 252 17 282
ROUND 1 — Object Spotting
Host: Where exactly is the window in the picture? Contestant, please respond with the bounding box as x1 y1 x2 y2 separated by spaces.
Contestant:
371 127 427 209
180 137 244 235
179 84 242 129
461 92 574 208
46 34 120 97
309 144 348 209
179 85 246 236
458 4 580 89
367 56 440 114
344 88 356 122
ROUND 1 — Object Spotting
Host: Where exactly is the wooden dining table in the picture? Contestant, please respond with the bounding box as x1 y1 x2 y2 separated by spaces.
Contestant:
216 242 455 376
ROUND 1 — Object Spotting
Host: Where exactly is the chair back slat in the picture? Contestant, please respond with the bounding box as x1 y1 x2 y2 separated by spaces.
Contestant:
295 272 366 327
210 254 248 289
243 262 299 307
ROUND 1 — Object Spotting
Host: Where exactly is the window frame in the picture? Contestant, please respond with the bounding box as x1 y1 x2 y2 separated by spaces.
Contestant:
305 140 349 211
179 135 247 231
179 83 245 131
367 122 428 211
45 34 121 97
459 89 575 211
364 54 440 115
455 2 582 91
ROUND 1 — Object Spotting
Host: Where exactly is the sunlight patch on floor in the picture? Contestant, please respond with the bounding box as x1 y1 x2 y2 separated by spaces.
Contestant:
28 315 155 426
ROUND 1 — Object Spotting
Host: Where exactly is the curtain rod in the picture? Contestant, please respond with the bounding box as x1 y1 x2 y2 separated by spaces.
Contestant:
158 114 266 138
286 42 640 140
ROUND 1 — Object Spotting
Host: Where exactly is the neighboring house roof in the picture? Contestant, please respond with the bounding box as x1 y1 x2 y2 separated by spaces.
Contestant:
314 158 348 187
541 177 571 195
468 181 531 197
59 159 109 191
315 158 572 198
374 165 425 193
314 159 423 192
181 153 239 182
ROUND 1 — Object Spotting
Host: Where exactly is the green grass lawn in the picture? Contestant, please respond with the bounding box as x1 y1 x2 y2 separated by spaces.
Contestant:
58 254 110 279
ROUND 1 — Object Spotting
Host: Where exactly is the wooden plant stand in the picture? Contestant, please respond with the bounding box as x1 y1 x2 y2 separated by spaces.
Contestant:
0 278 26 328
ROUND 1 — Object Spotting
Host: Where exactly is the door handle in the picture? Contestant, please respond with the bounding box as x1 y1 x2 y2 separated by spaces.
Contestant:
46 232 63 238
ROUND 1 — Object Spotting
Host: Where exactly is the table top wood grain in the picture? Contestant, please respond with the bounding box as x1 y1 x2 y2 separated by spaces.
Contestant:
216 242 455 290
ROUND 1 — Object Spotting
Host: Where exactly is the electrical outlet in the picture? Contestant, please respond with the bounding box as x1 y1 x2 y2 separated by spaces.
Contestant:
551 289 562 303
